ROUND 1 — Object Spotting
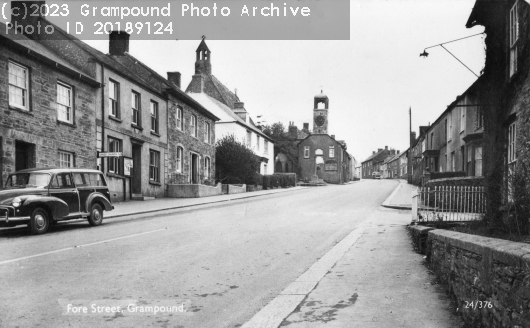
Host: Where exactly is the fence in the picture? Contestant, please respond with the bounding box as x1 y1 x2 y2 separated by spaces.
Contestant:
415 185 485 222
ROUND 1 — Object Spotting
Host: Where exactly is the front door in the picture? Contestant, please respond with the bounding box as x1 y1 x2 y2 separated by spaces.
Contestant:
15 140 35 171
132 144 142 194
49 172 80 215
191 153 199 184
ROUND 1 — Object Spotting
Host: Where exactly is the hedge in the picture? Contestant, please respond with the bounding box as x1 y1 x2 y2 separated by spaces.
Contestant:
262 173 297 189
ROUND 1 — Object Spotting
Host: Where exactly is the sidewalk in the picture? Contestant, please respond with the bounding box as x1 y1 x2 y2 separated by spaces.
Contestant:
242 197 461 328
107 186 307 219
381 179 416 210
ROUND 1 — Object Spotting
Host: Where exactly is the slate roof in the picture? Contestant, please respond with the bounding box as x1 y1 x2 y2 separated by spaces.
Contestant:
27 18 219 121
362 149 386 163
188 92 272 142
0 22 98 85
209 75 241 109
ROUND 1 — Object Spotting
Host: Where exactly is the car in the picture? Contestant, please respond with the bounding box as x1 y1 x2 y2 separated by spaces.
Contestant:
0 168 114 235
372 172 381 179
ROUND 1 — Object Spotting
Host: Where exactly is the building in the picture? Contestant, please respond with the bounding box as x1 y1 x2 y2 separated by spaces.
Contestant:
398 149 409 179
1 22 100 187
8 7 219 201
361 146 392 179
386 151 401 179
297 92 351 184
186 39 274 175
273 122 310 174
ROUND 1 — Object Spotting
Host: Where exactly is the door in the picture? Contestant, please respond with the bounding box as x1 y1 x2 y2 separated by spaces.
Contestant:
49 172 80 215
191 153 199 184
15 140 36 171
132 144 142 194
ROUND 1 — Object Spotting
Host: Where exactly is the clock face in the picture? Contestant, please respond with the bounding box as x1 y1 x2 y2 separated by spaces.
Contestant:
315 115 326 127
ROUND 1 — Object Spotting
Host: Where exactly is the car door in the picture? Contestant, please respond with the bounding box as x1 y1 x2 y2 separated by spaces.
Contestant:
73 172 93 213
49 172 80 215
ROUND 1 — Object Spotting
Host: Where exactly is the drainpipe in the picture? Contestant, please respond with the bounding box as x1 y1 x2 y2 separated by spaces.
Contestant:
100 63 105 173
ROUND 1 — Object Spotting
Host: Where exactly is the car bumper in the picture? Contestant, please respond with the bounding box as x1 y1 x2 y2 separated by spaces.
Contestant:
0 206 30 226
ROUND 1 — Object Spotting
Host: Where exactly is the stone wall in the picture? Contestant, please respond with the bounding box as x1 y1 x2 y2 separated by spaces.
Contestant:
167 183 222 198
0 44 97 186
412 227 530 327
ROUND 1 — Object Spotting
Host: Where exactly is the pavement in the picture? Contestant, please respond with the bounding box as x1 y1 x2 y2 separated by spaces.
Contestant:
107 186 307 219
381 179 416 210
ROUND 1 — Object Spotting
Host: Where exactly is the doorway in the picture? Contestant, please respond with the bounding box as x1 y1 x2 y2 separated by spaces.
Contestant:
15 140 35 171
132 144 142 194
191 153 199 184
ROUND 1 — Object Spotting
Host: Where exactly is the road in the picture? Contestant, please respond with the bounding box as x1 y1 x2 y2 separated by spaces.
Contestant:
0 180 398 328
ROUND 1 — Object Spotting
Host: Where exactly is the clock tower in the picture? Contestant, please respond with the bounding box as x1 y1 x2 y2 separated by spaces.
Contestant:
313 91 329 134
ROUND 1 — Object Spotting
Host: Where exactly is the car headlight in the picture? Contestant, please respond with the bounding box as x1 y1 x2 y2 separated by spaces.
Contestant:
12 197 22 208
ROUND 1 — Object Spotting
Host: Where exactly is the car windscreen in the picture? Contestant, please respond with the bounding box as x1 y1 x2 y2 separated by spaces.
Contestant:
5 173 51 189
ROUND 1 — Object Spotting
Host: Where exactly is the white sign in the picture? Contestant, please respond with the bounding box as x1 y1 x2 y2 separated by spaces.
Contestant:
124 158 133 176
98 152 123 158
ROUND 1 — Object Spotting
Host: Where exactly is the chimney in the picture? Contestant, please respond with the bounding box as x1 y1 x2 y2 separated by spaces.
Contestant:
109 31 130 56
233 102 247 121
385 146 388 150
289 125 298 139
331 135 335 139
378 148 383 152
303 123 309 130
373 151 376 155
410 132 417 145
11 1 44 31
397 150 400 154
167 72 181 88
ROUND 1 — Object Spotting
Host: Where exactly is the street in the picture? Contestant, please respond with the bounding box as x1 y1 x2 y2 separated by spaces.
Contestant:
1 180 401 328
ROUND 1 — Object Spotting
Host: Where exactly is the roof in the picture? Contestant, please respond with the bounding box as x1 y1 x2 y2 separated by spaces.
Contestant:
0 22 99 86
361 149 386 163
188 92 272 142
297 133 347 150
12 167 103 174
315 91 328 99
196 39 210 52
17 18 218 121
209 75 241 109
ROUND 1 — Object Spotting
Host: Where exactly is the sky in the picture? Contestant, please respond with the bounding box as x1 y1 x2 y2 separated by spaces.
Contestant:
83 0 486 164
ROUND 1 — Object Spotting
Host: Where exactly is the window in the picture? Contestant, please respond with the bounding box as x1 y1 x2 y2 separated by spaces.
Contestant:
430 132 433 150
109 80 119 117
508 121 517 163
451 152 455 172
57 82 73 123
304 146 310 158
329 146 335 158
510 1 519 77
132 92 140 126
51 173 74 188
264 140 269 154
176 146 183 173
204 122 211 143
58 150 74 167
108 137 122 174
204 157 210 179
257 135 260 151
8 61 29 110
246 130 251 146
460 107 466 132
264 163 267 174
475 146 483 177
448 113 453 141
149 150 160 182
475 106 484 130
191 115 198 137
150 101 159 133
444 119 448 143
176 107 183 130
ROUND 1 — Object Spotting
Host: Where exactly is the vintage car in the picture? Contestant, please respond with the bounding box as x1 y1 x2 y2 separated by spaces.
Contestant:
0 168 114 235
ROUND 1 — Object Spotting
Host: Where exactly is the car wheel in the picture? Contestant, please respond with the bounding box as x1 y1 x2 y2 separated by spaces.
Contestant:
88 203 103 226
29 208 50 235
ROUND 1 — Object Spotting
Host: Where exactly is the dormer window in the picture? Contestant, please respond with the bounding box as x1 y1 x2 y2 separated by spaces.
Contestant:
510 1 519 77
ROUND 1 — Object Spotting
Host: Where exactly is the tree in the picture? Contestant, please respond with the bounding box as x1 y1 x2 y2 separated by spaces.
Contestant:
262 122 286 140
216 134 260 184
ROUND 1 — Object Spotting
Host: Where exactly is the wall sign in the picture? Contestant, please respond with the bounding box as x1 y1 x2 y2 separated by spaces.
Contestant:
124 157 133 176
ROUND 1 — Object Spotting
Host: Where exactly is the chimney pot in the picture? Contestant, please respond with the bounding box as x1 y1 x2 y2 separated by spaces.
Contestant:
109 31 130 56
167 72 181 88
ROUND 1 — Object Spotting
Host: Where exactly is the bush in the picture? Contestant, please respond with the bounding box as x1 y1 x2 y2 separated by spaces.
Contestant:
248 172 263 186
216 135 260 185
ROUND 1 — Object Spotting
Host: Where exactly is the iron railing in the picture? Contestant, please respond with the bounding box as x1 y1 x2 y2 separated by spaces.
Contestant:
416 185 485 222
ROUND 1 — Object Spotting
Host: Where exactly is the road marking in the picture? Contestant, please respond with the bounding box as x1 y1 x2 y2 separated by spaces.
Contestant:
0 228 167 266
241 227 365 328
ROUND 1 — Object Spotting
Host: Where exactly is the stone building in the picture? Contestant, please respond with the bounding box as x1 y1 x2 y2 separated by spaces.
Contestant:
273 122 310 175
297 92 351 184
0 22 99 187
186 39 274 175
7 7 219 201
361 146 392 179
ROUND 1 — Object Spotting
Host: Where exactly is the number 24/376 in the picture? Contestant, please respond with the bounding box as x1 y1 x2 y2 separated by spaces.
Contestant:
94 22 173 35
464 301 493 309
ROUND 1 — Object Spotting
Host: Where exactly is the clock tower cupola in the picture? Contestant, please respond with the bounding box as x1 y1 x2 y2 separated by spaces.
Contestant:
313 91 329 134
